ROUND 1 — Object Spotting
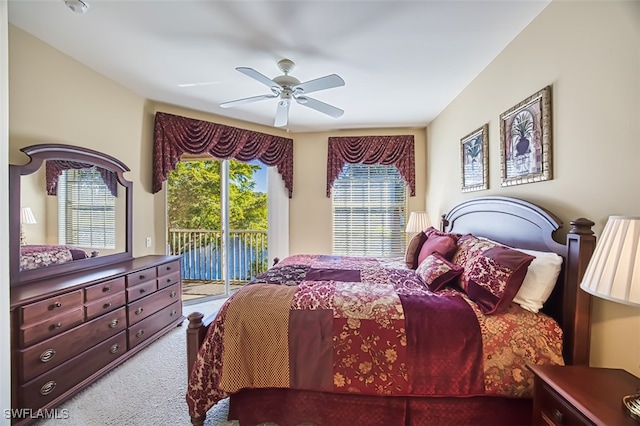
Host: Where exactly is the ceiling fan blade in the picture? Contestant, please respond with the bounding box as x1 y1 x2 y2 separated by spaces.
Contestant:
220 94 277 108
296 96 344 118
274 100 290 127
294 74 345 95
236 67 282 91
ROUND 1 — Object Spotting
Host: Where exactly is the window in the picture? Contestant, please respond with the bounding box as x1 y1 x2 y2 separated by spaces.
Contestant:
58 168 115 249
332 164 407 256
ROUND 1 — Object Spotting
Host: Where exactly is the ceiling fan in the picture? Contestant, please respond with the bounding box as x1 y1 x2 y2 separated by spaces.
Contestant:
220 59 345 128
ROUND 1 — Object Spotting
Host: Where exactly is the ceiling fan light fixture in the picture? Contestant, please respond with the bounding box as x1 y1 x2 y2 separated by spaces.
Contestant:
64 0 89 14
222 59 345 127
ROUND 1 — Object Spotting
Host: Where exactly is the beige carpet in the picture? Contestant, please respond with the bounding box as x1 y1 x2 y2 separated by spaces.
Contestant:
36 296 235 426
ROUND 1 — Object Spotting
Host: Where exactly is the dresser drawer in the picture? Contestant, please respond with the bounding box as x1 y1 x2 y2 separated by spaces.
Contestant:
126 267 157 288
20 307 85 347
127 283 181 325
19 331 126 410
536 382 590 425
85 291 126 320
20 290 83 325
157 260 180 277
85 277 125 303
126 280 158 303
18 307 127 382
157 271 180 290
128 301 182 349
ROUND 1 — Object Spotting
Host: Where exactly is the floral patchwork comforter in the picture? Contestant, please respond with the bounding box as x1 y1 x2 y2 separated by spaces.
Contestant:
20 244 89 271
186 254 564 419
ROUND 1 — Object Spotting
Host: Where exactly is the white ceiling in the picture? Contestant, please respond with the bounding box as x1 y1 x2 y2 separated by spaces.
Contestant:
8 0 550 133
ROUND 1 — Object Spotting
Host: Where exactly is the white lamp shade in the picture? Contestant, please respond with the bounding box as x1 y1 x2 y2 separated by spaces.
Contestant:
405 211 431 233
580 216 640 307
20 207 37 225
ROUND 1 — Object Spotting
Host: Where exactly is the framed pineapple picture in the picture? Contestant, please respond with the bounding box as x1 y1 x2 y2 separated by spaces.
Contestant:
500 85 552 186
460 123 488 192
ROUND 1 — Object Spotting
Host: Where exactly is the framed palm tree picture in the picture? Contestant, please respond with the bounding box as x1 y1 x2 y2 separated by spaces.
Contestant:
500 85 552 186
460 123 488 192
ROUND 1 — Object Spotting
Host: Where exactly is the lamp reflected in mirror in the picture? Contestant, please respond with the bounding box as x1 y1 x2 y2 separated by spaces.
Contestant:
20 207 37 245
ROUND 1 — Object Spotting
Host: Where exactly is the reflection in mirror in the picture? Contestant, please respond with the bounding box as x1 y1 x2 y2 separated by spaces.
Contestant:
10 144 132 285
19 164 127 271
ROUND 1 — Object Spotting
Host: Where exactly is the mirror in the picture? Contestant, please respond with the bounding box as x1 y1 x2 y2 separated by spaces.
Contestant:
9 144 133 285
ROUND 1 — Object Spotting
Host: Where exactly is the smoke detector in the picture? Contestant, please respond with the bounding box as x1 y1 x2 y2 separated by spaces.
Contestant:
64 0 89 13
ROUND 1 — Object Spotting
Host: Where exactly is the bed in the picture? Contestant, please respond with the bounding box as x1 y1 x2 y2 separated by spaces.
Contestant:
19 244 91 271
185 196 596 426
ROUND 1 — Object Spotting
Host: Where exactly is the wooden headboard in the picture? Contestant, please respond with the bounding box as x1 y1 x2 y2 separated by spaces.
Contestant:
441 196 595 366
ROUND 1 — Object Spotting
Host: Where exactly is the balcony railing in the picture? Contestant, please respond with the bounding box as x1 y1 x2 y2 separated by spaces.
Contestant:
168 229 268 284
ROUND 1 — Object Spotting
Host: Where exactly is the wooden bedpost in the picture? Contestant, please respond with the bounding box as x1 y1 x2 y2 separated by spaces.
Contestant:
187 312 205 376
563 218 596 366
187 311 214 426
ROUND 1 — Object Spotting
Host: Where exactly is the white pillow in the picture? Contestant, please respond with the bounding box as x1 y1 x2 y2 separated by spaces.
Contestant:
512 248 563 313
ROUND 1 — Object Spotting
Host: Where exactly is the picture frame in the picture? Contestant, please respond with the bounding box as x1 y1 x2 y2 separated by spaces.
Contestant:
460 123 489 192
500 85 552 187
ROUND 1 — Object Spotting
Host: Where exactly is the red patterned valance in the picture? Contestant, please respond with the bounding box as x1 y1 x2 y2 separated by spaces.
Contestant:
46 160 119 197
326 135 415 197
153 112 294 197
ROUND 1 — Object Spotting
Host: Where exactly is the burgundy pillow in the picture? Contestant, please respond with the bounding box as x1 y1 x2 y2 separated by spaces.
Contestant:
416 252 463 292
405 231 428 269
416 227 459 265
453 234 535 315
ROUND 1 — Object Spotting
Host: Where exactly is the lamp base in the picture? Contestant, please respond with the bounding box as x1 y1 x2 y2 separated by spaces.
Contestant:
623 393 640 422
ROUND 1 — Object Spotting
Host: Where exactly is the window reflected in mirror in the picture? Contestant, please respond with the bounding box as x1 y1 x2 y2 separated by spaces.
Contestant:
19 162 126 272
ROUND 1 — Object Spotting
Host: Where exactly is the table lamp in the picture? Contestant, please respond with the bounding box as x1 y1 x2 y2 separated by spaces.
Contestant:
20 207 37 245
579 216 640 421
405 211 431 234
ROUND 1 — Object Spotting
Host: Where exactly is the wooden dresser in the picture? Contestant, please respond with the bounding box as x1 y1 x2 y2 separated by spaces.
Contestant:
10 255 184 425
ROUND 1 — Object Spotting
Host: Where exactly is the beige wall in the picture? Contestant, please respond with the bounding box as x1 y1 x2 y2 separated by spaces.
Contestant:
426 0 640 375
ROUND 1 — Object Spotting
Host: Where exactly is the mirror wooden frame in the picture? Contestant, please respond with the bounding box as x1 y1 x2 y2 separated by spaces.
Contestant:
9 144 133 285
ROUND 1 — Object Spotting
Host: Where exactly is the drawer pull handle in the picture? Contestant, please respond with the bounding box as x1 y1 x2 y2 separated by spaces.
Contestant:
166 266 171 271
170 291 177 298
139 274 146 280
53 322 62 329
170 310 177 317
553 409 564 423
40 381 56 396
109 319 119 328
52 302 62 309
103 285 111 292
110 343 120 354
103 302 112 309
40 349 56 363
139 288 146 294
135 307 144 315
136 330 144 338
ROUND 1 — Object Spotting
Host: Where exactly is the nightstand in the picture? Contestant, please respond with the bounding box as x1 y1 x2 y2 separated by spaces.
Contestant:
528 364 640 425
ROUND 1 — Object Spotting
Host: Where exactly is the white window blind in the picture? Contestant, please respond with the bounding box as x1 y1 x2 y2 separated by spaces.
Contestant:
58 168 116 249
332 164 407 256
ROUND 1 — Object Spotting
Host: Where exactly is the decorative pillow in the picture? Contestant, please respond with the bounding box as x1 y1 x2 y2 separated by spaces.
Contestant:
405 231 428 268
474 237 564 313
453 234 535 315
416 227 459 265
416 252 463 292
512 248 563 313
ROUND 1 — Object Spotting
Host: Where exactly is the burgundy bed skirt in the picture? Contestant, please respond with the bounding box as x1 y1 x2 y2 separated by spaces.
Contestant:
227 388 532 426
